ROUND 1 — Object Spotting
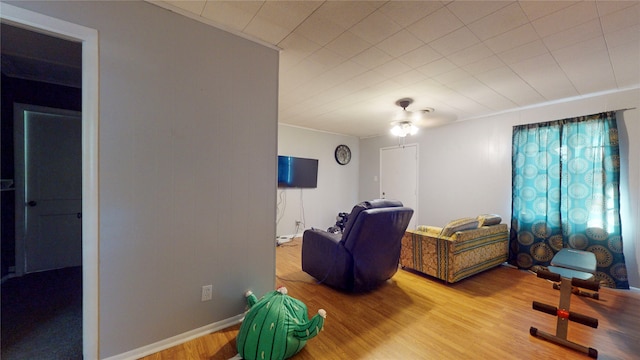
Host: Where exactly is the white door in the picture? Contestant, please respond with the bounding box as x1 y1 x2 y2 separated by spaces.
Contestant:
15 104 82 274
380 144 418 230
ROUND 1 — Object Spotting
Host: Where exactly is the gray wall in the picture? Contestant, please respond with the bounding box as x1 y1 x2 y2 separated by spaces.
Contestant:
9 1 279 358
277 125 359 237
360 88 640 288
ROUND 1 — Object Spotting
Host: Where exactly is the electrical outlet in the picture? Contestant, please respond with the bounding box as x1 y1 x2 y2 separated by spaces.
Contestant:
201 285 213 301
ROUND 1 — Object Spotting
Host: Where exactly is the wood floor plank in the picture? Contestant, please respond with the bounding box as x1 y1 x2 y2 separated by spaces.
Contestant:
141 238 640 359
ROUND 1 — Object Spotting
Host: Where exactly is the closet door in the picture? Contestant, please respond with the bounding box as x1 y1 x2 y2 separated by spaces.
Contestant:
380 144 418 230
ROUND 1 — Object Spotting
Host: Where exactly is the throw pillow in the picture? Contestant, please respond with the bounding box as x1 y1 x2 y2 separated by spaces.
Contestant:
440 217 480 237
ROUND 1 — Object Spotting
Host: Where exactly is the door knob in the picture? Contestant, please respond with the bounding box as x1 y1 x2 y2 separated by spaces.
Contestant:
27 200 37 207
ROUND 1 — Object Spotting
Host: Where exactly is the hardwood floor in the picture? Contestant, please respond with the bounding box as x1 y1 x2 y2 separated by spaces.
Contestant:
142 238 640 359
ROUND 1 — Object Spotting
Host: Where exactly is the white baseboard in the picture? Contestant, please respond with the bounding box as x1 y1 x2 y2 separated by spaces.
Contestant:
103 314 244 360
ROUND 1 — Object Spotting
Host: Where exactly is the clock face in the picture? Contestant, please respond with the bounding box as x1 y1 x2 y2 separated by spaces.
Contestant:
335 145 351 165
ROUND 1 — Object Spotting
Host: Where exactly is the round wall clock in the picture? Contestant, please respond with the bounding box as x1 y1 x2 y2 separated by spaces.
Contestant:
334 144 351 165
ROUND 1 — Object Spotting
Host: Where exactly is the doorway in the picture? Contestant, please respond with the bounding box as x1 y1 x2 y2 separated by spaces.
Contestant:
380 144 418 230
1 4 99 358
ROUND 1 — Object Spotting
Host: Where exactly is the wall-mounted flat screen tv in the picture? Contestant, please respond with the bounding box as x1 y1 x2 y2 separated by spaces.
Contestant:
278 155 318 188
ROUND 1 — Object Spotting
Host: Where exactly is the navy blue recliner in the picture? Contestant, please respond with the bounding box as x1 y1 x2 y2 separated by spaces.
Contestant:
301 199 413 292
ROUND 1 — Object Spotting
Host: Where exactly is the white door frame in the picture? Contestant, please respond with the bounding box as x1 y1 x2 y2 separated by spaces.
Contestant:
1 4 100 358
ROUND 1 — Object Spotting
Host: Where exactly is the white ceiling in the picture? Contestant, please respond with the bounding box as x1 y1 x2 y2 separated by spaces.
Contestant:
156 1 639 137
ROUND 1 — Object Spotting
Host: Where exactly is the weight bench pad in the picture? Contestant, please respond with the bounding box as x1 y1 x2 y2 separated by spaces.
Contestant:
549 249 596 280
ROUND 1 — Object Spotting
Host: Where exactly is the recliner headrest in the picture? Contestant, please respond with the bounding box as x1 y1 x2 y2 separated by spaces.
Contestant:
341 199 404 241
364 199 403 209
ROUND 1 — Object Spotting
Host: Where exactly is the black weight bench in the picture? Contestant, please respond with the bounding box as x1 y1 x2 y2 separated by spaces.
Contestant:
530 249 600 358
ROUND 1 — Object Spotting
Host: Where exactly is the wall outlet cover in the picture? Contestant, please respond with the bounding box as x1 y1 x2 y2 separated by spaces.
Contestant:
201 285 213 301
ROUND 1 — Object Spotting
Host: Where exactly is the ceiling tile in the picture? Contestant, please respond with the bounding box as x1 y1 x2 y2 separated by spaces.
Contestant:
200 1 262 29
462 55 506 75
439 94 487 114
483 23 539 53
432 68 471 85
255 4 321 44
379 1 445 27
509 53 578 100
447 43 494 67
325 31 372 59
554 46 616 95
596 1 638 17
376 29 424 57
256 1 319 29
350 10 403 44
166 0 206 15
367 79 405 98
497 40 548 65
351 46 393 70
476 66 545 106
605 24 640 49
519 1 579 21
392 69 428 87
429 27 480 56
567 60 617 95
447 77 516 111
278 33 322 70
314 1 384 30
243 16 293 44
446 1 511 24
409 78 459 102
600 3 640 34
308 47 346 71
542 19 602 51
295 11 347 46
279 58 327 90
417 58 458 78
397 44 443 68
532 1 598 38
552 36 608 62
325 60 369 83
609 41 640 88
467 3 529 41
374 59 412 79
349 70 389 88
408 6 464 43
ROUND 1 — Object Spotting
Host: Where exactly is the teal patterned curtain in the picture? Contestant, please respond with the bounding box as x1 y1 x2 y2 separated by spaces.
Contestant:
509 111 629 289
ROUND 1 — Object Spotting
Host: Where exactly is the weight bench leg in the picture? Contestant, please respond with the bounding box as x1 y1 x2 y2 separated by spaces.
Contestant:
531 277 599 358
530 327 598 358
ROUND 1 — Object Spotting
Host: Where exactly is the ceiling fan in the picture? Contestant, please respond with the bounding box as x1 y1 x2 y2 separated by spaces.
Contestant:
390 98 434 137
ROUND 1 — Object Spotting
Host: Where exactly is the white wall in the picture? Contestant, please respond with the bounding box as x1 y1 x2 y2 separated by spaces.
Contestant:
277 125 359 237
8 1 279 358
360 88 640 288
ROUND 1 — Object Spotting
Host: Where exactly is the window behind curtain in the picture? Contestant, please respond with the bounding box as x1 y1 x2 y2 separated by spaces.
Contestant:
509 111 629 289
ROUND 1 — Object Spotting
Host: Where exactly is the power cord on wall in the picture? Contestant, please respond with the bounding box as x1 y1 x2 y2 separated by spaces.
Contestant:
276 190 287 226
276 188 308 241
297 188 306 235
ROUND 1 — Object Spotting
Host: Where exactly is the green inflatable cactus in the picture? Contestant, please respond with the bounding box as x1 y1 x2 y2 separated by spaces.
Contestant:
236 287 326 360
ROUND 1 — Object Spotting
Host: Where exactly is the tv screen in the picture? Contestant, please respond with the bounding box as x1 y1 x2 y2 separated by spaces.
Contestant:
278 156 318 188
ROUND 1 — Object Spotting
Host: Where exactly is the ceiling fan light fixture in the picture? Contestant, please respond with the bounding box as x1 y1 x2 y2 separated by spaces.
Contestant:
391 98 422 137
390 121 418 137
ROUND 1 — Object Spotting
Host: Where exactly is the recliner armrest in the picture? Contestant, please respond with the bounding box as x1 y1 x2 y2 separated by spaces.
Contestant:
302 228 342 248
301 229 354 290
